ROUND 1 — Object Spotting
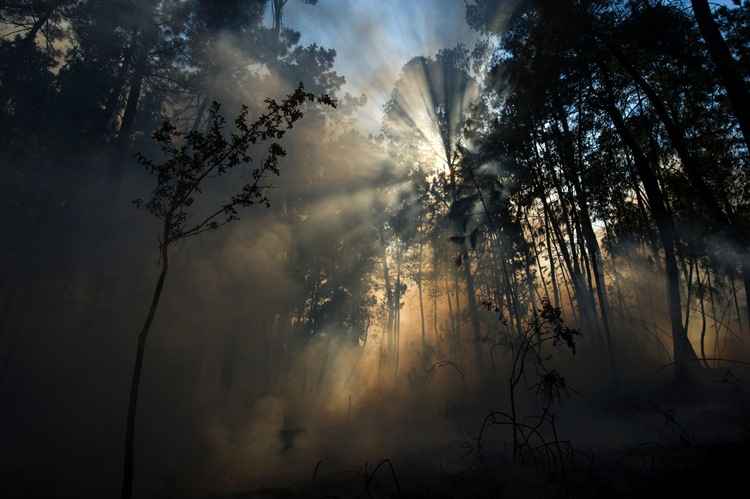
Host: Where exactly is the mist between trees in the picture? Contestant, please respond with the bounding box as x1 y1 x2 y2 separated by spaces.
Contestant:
1 1 750 498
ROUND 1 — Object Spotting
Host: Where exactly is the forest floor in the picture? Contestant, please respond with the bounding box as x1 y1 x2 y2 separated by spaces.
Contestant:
210 368 750 499
211 441 750 499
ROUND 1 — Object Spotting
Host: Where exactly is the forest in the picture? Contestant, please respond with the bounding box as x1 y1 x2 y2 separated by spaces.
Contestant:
1 0 750 497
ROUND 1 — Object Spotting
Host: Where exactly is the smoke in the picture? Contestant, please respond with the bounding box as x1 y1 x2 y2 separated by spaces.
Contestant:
2 2 750 499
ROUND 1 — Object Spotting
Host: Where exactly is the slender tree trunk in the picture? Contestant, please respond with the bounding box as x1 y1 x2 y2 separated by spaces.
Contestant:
495 245 521 335
742 262 750 335
116 49 148 153
453 269 463 358
432 283 438 342
541 194 587 322
453 268 461 318
461 248 484 375
579 224 594 297
23 1 61 46
417 241 426 358
690 0 750 151
101 46 133 137
707 268 719 366
544 209 561 308
606 41 727 229
190 96 209 134
581 215 617 380
609 251 627 316
697 266 708 368
541 195 578 323
553 228 578 323
603 91 699 376
121 239 169 499
683 259 695 333
445 275 457 354
487 241 508 319
555 112 608 339
394 243 402 377
381 237 393 349
524 259 538 319
527 213 551 304
272 0 288 37
546 164 594 324
729 272 742 332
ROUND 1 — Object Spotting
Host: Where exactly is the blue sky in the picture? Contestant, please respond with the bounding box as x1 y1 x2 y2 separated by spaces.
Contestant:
278 0 742 131
281 0 477 131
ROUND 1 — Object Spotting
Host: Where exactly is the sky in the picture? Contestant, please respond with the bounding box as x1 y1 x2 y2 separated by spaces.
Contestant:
281 0 478 131
280 0 742 132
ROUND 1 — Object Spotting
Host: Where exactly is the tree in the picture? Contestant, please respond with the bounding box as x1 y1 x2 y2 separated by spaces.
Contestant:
270 0 318 36
121 84 334 499
0 0 79 149
691 0 750 152
383 47 485 374
460 0 750 378
690 0 750 321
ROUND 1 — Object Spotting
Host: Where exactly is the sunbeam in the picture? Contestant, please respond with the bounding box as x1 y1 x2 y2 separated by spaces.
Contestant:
3 1 750 498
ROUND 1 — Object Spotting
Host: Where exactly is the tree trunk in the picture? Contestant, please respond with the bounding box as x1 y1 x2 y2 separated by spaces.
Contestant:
606 41 727 230
706 268 719 365
190 96 209 133
729 272 742 332
23 1 62 46
540 194 588 323
432 282 438 341
461 247 484 375
452 269 463 358
742 262 750 335
683 259 695 333
691 0 750 152
381 236 393 349
582 215 617 379
394 243 402 376
544 209 561 308
417 240 426 357
603 91 699 376
101 46 133 137
121 239 169 499
116 49 148 153
697 266 708 367
272 0 288 37
536 135 593 325
0 1 61 109
445 275 456 354
554 112 610 342
550 219 578 324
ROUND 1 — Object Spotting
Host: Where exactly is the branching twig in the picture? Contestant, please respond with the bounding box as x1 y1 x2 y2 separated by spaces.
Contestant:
365 459 402 499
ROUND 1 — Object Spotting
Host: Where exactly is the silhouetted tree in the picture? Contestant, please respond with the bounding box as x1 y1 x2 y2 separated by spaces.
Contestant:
121 85 334 499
